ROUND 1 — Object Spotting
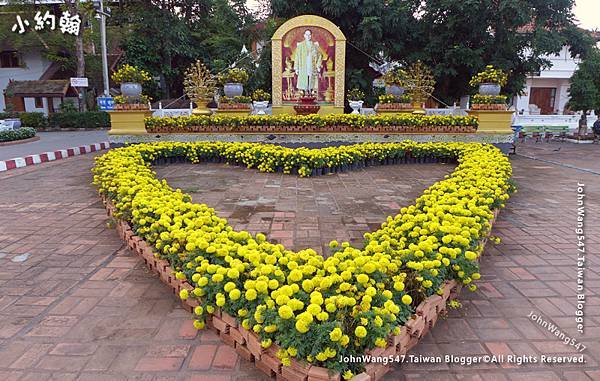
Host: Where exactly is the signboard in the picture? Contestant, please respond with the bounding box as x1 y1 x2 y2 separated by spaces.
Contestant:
97 97 114 111
70 77 88 87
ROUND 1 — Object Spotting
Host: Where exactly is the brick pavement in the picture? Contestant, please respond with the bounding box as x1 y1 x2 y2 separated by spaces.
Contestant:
0 141 598 381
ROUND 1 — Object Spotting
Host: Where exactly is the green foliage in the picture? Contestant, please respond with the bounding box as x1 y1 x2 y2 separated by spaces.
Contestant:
272 0 593 104
568 49 600 113
0 127 36 142
19 113 48 129
48 112 110 129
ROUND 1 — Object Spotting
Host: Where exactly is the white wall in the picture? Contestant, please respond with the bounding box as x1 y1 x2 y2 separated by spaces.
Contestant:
0 50 52 111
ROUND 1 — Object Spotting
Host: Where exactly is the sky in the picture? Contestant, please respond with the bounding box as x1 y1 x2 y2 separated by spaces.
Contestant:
573 0 600 30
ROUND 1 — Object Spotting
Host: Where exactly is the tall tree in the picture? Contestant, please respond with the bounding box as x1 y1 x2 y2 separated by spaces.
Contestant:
568 49 600 135
270 0 594 105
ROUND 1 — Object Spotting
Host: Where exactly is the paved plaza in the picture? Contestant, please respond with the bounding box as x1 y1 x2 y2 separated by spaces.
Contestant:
0 141 599 380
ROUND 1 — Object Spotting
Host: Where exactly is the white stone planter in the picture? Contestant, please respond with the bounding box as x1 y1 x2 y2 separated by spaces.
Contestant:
224 83 243 98
478 83 501 96
349 100 364 114
252 101 269 115
120 82 142 98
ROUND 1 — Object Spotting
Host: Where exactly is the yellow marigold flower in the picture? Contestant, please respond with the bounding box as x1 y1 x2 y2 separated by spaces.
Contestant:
354 325 367 338
194 306 203 315
193 320 205 330
329 327 343 342
245 289 258 301
278 305 294 319
402 294 412 305
229 289 241 300
375 337 387 347
356 274 369 284
179 289 189 300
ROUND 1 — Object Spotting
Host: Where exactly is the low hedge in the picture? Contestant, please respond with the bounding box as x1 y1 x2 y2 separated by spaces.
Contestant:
18 112 48 129
145 113 479 131
48 111 110 129
0 127 36 142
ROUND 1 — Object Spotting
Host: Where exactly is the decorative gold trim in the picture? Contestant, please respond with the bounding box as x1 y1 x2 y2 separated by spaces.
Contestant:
272 14 346 109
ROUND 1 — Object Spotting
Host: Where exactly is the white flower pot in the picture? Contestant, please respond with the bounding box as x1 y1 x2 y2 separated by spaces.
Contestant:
349 100 364 114
224 83 243 98
120 82 142 98
253 100 269 115
478 83 501 96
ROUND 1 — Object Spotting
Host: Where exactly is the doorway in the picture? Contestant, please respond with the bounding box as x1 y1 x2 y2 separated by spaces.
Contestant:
529 87 556 115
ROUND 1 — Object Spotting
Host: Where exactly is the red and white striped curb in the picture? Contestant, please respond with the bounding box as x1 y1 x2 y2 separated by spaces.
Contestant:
0 141 110 172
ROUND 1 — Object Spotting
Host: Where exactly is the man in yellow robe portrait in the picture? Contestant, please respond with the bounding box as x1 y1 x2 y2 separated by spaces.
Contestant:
293 29 322 95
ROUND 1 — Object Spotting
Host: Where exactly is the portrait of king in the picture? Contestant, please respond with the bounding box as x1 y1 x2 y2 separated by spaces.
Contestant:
281 26 336 103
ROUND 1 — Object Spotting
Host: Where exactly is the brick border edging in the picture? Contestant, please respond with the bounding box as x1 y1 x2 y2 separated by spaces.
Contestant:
0 141 110 172
104 197 499 381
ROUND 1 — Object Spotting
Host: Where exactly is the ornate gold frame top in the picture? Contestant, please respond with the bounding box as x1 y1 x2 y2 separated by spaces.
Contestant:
271 15 346 108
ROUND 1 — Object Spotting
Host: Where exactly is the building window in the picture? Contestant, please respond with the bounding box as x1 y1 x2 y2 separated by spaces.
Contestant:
35 97 43 108
0 51 20 68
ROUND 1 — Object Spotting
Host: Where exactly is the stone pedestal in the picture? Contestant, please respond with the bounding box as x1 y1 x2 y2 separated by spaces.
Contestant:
108 110 152 136
467 110 514 134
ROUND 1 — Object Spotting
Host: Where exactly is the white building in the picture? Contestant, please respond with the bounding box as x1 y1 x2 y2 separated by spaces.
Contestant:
514 46 580 115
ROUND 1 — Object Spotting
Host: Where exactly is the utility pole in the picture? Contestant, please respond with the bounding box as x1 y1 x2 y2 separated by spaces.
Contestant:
94 0 111 96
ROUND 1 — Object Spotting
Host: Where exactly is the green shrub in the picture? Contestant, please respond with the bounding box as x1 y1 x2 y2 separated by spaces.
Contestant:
19 112 48 129
48 111 111 129
0 127 36 142
0 112 18 119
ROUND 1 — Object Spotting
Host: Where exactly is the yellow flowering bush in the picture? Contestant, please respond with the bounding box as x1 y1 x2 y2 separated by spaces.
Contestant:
111 64 152 84
92 141 513 376
144 113 478 131
469 65 508 87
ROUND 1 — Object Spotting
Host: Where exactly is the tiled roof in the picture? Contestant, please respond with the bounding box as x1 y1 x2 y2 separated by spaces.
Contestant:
6 80 69 96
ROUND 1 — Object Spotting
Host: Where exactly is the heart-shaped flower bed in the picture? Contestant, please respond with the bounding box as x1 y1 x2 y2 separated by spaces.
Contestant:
93 141 513 380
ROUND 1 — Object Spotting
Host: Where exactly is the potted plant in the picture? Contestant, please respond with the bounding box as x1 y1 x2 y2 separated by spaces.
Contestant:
111 64 152 100
251 89 271 115
218 68 249 98
347 88 365 114
469 65 508 96
382 67 407 96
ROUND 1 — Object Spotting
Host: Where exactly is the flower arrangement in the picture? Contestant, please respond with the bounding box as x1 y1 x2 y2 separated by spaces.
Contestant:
252 89 271 102
382 67 408 87
471 95 507 104
469 65 508 87
111 64 152 84
144 114 478 131
220 95 252 104
93 141 513 378
347 88 365 101
378 94 412 104
218 68 250 85
114 94 152 105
